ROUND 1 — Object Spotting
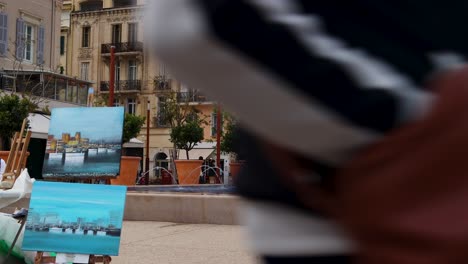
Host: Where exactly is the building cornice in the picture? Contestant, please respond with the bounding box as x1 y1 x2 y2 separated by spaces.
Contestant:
71 5 144 17
71 6 144 24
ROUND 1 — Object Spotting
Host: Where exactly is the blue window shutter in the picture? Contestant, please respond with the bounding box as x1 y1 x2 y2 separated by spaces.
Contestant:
15 18 24 60
211 112 217 137
37 26 45 64
0 13 7 56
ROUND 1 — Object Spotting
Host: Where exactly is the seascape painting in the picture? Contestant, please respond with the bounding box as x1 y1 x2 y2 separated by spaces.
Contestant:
42 107 124 178
22 181 127 256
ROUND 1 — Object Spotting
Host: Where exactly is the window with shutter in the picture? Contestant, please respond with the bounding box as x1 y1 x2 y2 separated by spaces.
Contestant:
128 23 137 43
127 98 136 115
60 36 65 55
23 23 34 62
211 112 223 137
80 62 90 81
82 26 90 48
37 26 45 64
128 60 137 80
0 12 8 56
15 18 24 60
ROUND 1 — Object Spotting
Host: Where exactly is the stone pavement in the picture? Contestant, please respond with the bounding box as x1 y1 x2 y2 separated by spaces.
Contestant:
112 221 261 264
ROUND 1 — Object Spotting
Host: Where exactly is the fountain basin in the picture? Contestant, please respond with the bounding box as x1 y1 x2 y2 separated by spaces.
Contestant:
2 185 241 225
128 184 236 194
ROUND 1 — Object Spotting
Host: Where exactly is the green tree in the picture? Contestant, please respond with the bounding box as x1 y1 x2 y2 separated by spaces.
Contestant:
159 92 207 160
170 117 204 160
220 112 242 161
0 93 37 150
123 113 146 143
220 118 236 154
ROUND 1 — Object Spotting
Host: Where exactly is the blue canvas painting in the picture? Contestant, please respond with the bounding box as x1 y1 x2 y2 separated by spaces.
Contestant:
42 107 124 178
22 181 127 256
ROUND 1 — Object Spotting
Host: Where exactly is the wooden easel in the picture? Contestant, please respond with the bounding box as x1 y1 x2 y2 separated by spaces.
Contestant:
1 118 32 189
34 252 112 263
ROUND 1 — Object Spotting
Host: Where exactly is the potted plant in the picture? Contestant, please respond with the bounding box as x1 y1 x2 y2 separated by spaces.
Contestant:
220 113 245 181
159 92 207 185
111 113 145 186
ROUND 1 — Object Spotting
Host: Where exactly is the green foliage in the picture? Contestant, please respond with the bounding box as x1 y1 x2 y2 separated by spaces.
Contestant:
220 121 236 154
159 92 207 159
40 105 51 115
0 94 37 149
123 113 146 143
93 94 109 107
220 112 237 154
170 119 204 160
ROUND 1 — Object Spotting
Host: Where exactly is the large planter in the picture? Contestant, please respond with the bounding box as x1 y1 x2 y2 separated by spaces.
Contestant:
111 156 141 186
175 160 203 185
0 151 9 161
0 150 30 169
229 161 245 182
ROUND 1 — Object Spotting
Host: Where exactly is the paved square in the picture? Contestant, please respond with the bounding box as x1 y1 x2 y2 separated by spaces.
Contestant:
113 221 259 264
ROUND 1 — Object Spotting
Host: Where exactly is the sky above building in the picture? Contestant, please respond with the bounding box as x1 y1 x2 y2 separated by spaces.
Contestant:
48 107 124 142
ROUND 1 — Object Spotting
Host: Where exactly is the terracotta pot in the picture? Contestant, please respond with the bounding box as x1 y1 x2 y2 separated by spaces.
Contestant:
0 151 8 161
0 151 30 168
175 160 203 185
110 156 141 186
230 161 245 182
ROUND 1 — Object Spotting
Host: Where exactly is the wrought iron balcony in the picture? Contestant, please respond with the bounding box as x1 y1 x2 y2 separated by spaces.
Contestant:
176 90 209 103
100 80 141 92
101 42 143 54
153 78 171 92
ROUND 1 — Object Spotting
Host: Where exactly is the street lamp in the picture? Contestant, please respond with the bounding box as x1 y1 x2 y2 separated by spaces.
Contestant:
108 46 115 107
145 99 150 185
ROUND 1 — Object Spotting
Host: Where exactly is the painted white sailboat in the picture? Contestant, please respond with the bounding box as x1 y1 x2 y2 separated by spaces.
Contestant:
49 227 62 233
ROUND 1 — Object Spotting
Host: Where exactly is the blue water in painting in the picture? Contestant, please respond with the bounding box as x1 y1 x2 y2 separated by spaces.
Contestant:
22 231 121 255
43 152 121 177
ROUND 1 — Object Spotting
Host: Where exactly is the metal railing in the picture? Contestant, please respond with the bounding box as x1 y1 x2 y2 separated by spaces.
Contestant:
101 42 143 54
176 90 209 103
100 80 141 92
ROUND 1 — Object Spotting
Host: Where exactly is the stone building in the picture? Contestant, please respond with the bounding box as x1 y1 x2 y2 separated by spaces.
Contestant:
67 0 219 176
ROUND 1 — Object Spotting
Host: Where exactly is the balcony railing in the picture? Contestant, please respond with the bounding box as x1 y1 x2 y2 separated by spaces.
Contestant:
154 79 171 91
100 80 141 92
101 42 143 54
176 90 209 103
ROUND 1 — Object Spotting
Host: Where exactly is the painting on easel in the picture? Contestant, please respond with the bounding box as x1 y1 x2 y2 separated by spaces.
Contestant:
42 107 124 179
22 181 127 256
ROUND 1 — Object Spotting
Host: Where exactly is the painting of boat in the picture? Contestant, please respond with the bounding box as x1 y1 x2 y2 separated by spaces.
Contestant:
97 147 108 154
48 153 63 160
49 227 62 233
88 148 98 155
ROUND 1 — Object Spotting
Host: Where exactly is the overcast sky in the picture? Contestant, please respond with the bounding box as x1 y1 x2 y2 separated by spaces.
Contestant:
48 107 124 142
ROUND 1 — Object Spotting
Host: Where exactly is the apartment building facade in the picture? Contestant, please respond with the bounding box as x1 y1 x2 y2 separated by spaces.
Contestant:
0 0 91 107
68 0 219 175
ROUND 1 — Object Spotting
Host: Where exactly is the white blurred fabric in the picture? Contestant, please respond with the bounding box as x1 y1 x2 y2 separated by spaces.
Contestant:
0 169 35 209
